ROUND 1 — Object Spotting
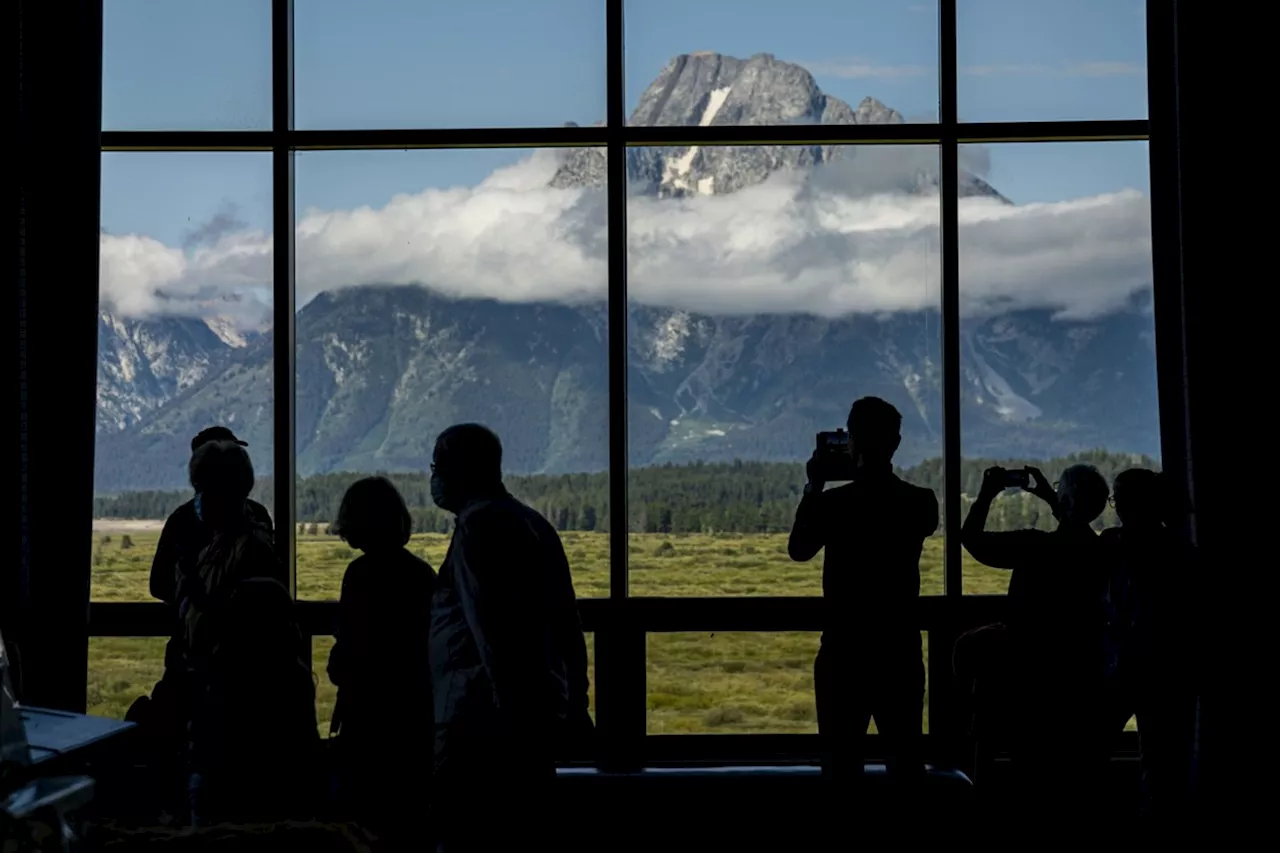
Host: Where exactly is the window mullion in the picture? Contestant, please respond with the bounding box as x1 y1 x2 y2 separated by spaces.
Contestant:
272 0 296 595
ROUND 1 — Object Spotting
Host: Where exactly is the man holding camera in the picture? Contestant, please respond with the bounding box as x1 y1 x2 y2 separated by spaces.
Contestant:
788 397 939 804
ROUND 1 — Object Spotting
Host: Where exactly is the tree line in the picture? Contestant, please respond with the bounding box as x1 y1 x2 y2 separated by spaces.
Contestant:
94 449 1159 535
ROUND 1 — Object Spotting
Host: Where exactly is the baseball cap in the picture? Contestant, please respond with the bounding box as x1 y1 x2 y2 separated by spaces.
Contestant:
191 426 249 452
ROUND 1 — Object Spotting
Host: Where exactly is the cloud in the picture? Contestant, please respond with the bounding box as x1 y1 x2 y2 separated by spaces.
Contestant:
963 61 1145 78
182 202 249 251
98 147 1152 329
805 58 932 80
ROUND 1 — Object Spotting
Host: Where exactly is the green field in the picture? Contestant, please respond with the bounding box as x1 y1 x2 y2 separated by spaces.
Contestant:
88 528 1017 735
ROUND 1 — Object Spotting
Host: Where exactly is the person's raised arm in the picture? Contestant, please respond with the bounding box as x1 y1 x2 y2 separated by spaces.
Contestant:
788 452 828 562
961 466 1043 571
453 511 547 732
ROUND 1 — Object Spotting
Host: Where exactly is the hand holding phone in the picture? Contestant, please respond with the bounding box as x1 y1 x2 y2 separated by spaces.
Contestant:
1003 469 1030 489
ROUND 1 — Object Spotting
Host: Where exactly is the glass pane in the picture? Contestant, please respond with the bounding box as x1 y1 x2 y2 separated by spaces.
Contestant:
958 142 1158 594
957 0 1148 122
294 149 609 598
625 144 947 596
314 632 595 734
94 153 274 602
295 0 606 129
102 0 271 130
647 632 930 734
626 0 939 125
88 637 167 719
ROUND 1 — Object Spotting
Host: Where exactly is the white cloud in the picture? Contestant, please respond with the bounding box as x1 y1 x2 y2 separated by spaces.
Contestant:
98 147 1152 328
963 61 1145 78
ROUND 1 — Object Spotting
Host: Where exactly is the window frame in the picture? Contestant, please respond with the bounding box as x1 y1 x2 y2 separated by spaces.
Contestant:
91 0 1187 768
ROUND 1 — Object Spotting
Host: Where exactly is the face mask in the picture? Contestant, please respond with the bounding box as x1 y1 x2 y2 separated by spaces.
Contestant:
193 492 204 522
430 473 449 510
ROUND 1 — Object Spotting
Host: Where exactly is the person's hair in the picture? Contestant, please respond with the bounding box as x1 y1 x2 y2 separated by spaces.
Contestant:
188 440 255 499
331 476 413 552
1057 463 1109 523
1114 467 1164 524
434 423 503 484
846 396 902 459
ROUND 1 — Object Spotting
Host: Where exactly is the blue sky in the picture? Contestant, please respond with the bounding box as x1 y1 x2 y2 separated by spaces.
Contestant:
100 0 1151 264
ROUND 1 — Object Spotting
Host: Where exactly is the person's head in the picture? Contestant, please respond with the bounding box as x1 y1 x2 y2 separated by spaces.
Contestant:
430 423 503 513
1055 464 1110 525
1113 467 1164 529
331 476 413 553
191 425 248 454
846 396 903 467
189 440 255 529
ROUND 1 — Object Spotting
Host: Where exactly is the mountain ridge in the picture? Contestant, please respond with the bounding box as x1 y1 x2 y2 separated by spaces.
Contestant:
94 52 1157 492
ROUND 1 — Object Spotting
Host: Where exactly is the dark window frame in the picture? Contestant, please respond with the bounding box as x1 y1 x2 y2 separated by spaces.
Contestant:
91 0 1187 768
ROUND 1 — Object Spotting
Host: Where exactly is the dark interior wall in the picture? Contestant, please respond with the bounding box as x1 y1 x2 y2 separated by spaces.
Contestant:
1170 1 1259 823
13 0 102 710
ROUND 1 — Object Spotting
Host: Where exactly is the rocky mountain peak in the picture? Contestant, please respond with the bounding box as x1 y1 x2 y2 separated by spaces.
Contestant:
855 95 903 124
630 51 853 128
549 52 980 199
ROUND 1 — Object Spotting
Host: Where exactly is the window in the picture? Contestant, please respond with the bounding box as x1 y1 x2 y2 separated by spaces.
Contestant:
625 144 944 598
957 142 1158 594
88 637 166 719
648 632 930 735
93 152 274 603
103 0 271 131
92 0 1171 765
957 0 1149 122
292 148 610 598
625 0 940 124
294 0 606 130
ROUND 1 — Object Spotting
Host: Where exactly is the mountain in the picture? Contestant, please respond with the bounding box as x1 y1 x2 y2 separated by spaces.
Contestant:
94 53 1159 492
551 52 1005 200
96 312 244 433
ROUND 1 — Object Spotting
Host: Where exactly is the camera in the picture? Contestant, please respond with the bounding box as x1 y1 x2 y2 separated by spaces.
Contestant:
814 430 858 482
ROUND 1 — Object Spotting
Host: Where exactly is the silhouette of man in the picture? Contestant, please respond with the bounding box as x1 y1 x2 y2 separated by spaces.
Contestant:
427 424 592 853
788 397 938 803
1101 469 1197 824
961 463 1111 819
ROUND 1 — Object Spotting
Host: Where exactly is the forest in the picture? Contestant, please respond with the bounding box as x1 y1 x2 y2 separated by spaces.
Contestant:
94 449 1159 535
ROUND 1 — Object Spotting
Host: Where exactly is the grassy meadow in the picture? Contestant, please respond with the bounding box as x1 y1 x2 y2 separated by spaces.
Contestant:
88 527 1016 735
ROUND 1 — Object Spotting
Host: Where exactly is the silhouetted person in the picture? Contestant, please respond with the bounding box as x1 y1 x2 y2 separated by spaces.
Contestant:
327 476 436 839
152 427 274 606
427 424 592 853
788 397 938 806
1101 468 1197 824
961 463 1111 819
128 427 274 818
179 440 317 827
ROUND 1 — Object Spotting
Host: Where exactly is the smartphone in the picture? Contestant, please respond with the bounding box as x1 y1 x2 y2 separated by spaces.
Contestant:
1004 469 1030 489
814 430 857 482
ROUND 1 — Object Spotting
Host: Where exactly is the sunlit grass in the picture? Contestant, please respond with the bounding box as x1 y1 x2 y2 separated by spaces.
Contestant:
88 529 1011 733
